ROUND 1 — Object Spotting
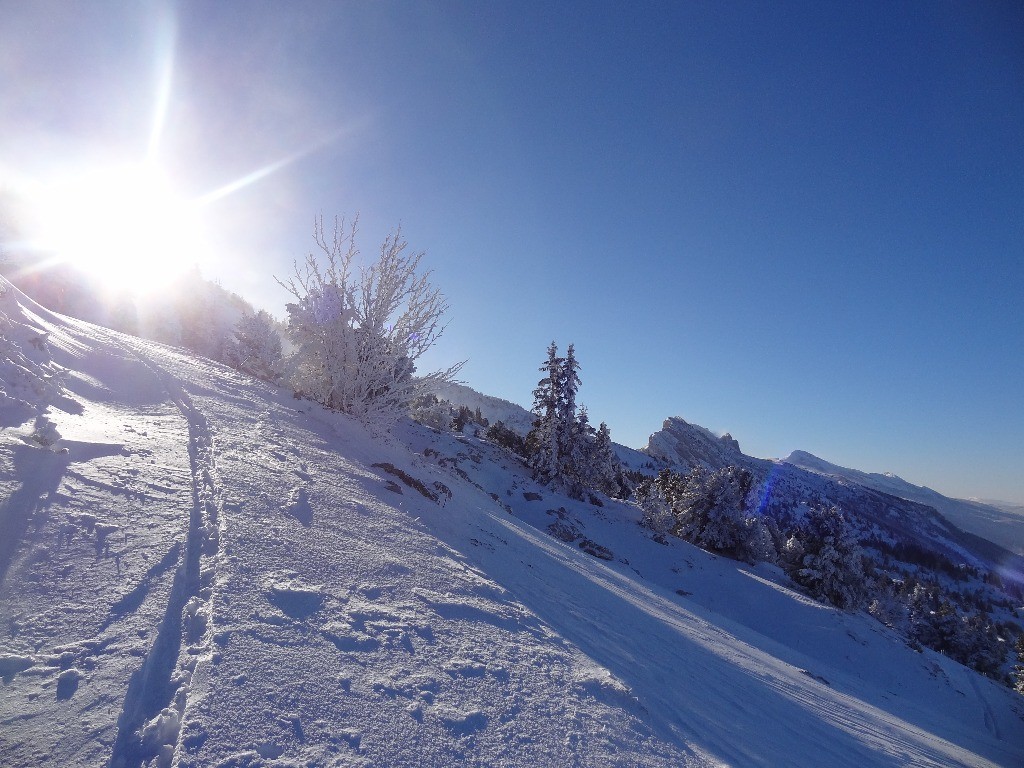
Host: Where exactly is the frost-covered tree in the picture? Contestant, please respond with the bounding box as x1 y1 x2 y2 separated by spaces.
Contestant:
589 421 619 496
557 344 581 457
561 404 595 497
527 342 565 484
635 466 776 563
635 469 680 535
674 466 756 558
525 341 621 498
277 216 462 427
227 310 284 382
788 506 866 610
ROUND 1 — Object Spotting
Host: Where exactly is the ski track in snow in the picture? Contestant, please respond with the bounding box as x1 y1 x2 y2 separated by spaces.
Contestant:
2 284 1024 767
103 335 226 768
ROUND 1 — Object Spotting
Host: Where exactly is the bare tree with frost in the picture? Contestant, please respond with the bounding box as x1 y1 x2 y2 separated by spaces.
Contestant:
277 215 462 427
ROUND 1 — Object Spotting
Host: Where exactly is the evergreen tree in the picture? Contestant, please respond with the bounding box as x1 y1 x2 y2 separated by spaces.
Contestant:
790 506 866 610
558 344 581 457
590 421 619 496
527 341 564 484
526 341 620 498
562 404 596 498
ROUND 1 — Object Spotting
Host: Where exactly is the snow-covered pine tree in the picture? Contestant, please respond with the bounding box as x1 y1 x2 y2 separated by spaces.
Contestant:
635 470 678 535
590 421 619 496
557 343 581 457
674 466 751 556
562 404 595 498
790 506 867 610
527 341 564 484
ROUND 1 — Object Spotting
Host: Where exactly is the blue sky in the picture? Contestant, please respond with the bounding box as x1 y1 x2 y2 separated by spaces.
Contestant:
2 1 1022 502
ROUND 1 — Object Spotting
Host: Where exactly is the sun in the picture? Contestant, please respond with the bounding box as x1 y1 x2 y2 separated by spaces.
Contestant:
29 163 209 295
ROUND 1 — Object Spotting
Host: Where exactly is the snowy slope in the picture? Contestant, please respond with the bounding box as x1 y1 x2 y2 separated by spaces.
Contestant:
426 380 534 435
2 277 1023 767
784 450 1024 556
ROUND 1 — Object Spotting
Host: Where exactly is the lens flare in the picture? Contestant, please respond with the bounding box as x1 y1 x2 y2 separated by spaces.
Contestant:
28 163 209 294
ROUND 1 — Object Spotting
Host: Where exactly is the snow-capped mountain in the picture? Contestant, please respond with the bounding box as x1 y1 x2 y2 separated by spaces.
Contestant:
783 450 1024 557
642 416 744 470
639 415 1024 583
2 277 1023 767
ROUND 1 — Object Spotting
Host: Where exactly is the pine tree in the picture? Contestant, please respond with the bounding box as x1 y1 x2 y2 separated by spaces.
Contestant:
527 341 564 484
562 404 595 498
526 341 619 498
791 506 866 610
590 421 619 495
229 310 283 381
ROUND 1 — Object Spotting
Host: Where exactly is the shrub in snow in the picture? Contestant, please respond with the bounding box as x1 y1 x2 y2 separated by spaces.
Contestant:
226 310 283 382
485 420 528 458
29 415 61 447
277 216 462 428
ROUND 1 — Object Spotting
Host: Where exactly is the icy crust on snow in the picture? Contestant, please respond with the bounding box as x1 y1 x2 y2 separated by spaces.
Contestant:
1 280 1022 767
0 282 63 413
0 283 197 767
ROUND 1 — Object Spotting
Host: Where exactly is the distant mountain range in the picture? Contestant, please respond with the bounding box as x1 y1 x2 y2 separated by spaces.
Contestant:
781 450 1024 557
635 416 1024 574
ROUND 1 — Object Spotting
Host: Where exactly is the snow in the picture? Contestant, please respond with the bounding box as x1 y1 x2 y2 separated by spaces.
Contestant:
2 276 1023 767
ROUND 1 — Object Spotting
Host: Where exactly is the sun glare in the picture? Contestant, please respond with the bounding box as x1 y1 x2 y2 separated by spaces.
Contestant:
30 163 209 294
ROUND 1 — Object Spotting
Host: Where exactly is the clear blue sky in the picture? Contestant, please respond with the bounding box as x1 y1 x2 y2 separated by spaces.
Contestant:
2 1 1022 502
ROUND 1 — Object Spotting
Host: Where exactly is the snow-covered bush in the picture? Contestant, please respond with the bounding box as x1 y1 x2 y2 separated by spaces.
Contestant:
226 310 283 382
635 466 776 563
277 216 462 428
485 420 528 457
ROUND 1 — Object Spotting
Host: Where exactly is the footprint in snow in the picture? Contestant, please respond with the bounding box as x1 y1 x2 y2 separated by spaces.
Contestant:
265 576 325 619
282 487 313 527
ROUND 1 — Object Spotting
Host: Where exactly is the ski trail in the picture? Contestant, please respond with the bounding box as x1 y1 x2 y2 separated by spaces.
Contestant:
106 338 225 768
969 673 1003 740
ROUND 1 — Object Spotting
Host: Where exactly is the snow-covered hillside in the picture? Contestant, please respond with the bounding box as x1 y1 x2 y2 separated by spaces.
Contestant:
783 450 1024 556
425 380 535 436
2 277 1023 767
